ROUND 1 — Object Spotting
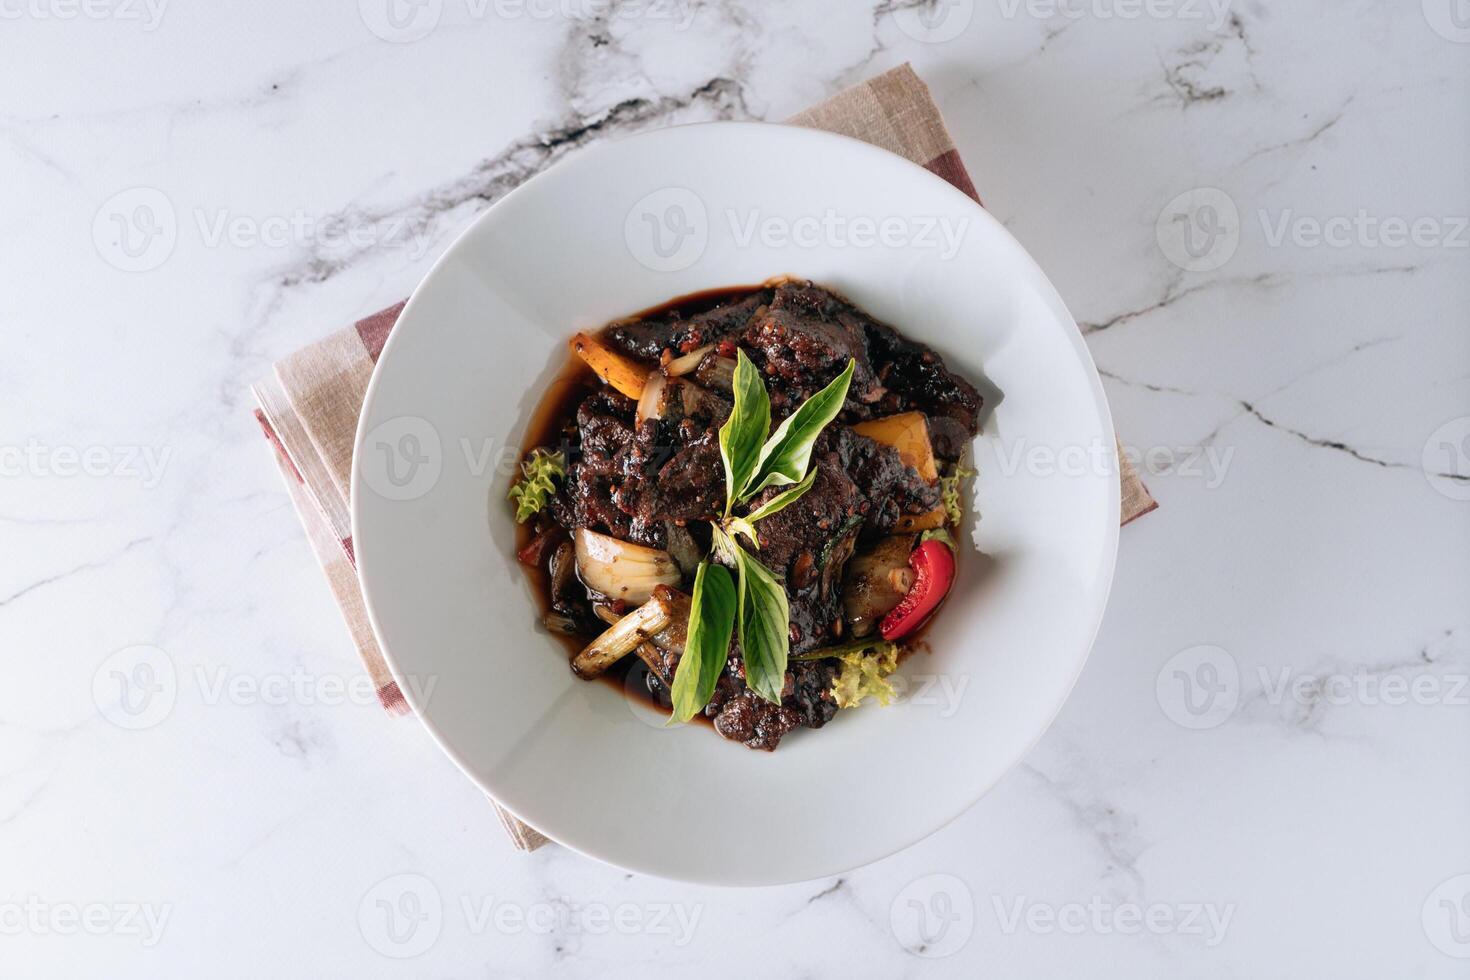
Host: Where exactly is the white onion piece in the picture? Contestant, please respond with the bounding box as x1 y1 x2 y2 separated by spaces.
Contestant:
664 344 714 376
574 527 682 604
635 371 668 426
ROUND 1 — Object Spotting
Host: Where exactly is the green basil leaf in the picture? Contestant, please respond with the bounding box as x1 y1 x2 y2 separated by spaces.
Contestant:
668 561 737 724
743 466 818 524
747 359 855 497
718 349 771 515
735 545 789 704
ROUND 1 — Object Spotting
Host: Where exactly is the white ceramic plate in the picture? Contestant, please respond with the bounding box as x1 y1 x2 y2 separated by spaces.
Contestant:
352 122 1119 886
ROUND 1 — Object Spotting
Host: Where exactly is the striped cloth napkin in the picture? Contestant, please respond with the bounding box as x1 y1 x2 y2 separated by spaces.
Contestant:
251 63 1158 854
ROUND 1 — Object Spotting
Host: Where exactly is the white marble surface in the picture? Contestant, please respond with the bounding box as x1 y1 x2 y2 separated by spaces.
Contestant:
2 0 1467 975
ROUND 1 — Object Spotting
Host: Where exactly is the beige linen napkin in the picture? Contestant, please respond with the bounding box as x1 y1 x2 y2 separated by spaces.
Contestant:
251 63 1158 854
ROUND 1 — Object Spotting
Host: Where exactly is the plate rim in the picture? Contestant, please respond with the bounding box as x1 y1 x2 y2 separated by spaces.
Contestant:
350 119 1122 885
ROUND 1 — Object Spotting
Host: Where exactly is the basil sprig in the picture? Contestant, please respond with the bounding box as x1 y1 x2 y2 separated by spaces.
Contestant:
669 352 856 719
720 351 854 516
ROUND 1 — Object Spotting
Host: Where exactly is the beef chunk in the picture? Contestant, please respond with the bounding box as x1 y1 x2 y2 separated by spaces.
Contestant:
743 282 883 414
745 281 982 459
553 389 726 547
704 659 837 751
834 426 940 538
678 290 770 352
862 318 982 460
603 315 677 361
626 421 725 525
605 290 770 360
550 390 639 538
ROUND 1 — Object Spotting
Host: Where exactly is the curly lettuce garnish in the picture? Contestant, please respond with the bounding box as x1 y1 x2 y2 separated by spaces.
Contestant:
939 463 975 526
508 448 566 523
831 641 900 709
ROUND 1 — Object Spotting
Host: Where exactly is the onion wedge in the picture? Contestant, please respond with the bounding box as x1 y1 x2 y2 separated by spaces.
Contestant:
574 528 682 604
664 344 713 376
571 590 675 677
635 371 668 426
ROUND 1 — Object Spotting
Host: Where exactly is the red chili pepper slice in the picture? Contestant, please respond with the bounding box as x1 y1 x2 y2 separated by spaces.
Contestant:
878 536 956 640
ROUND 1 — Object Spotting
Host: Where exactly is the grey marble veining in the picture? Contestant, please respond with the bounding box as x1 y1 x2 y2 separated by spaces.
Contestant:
0 0 1466 976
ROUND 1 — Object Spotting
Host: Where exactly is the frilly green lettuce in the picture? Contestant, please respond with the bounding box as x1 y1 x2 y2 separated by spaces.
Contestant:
508 449 566 523
831 642 900 709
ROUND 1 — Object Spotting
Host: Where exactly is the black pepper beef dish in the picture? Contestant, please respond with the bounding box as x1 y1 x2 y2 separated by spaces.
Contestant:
509 280 981 750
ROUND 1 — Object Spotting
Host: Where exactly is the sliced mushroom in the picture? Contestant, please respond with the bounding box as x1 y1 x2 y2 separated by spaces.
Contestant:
693 354 736 393
663 522 703 578
842 534 917 638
